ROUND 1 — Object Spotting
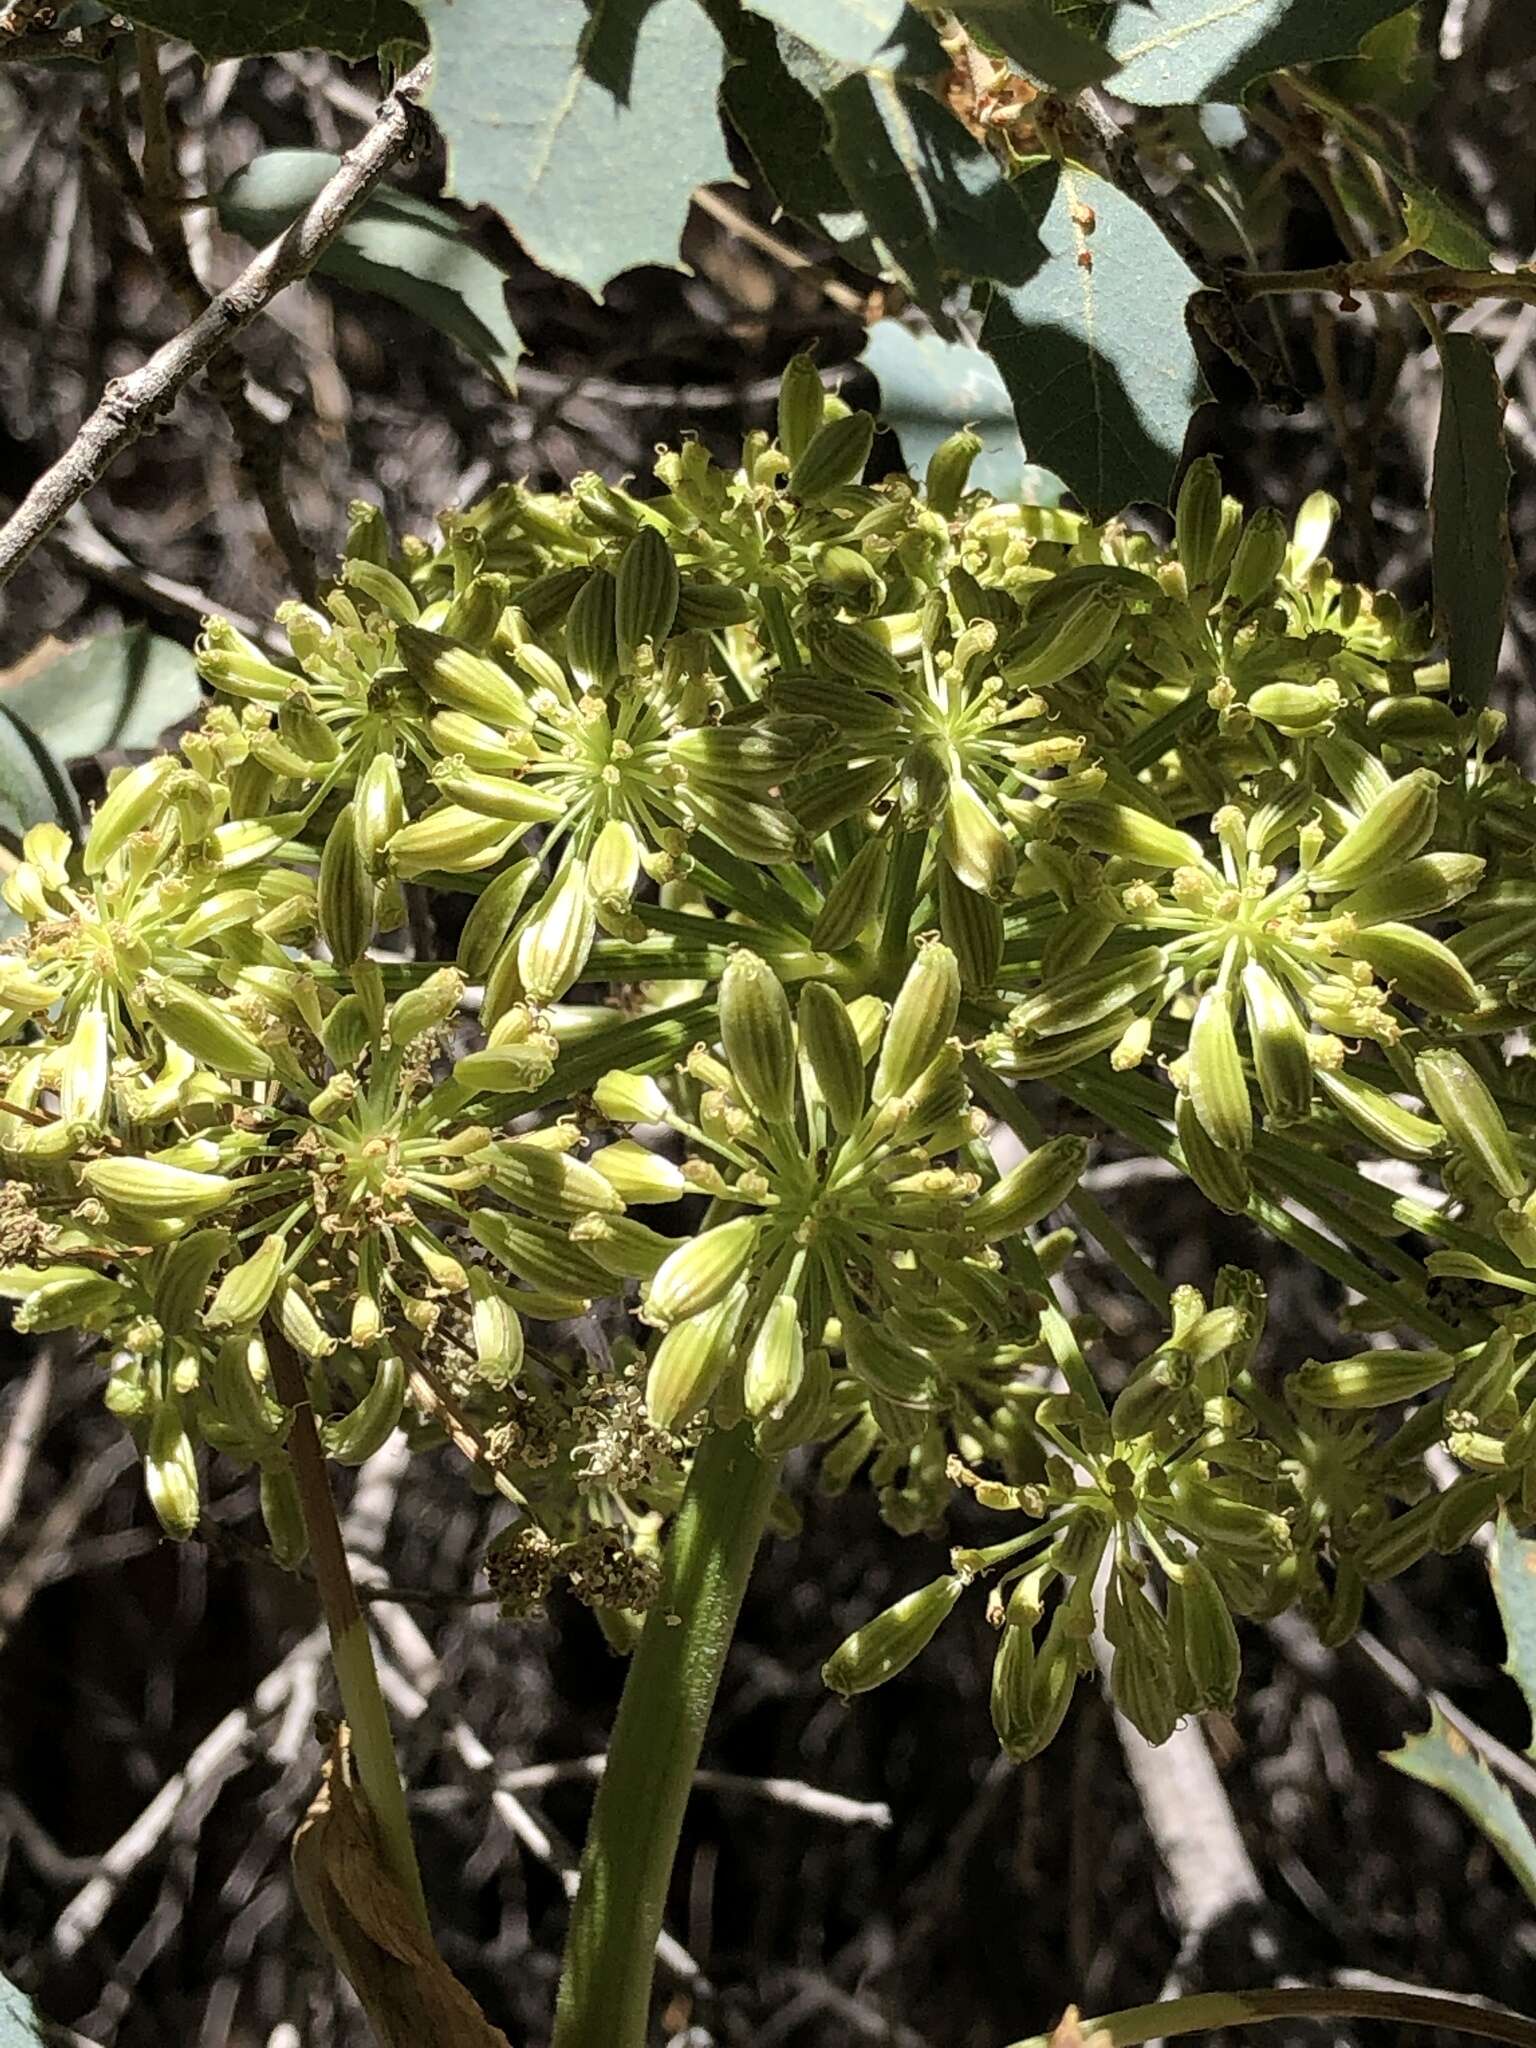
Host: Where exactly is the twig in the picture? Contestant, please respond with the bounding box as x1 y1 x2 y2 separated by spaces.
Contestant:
0 1434 135 1650
0 1348 53 1544
692 186 876 319
1227 260 1536 306
51 504 280 647
489 1753 891 1827
118 30 316 597
0 55 432 591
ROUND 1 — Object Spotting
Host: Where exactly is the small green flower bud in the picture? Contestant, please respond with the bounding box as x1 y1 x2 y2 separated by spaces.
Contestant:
1224 505 1288 610
59 1006 110 1126
822 1574 965 1697
811 837 889 953
788 409 874 502
1434 1473 1504 1553
1315 1068 1444 1161
152 1228 230 1336
1340 923 1481 1014
1292 1348 1455 1410
387 803 522 879
941 777 1015 895
1110 1350 1190 1440
590 1139 686 1205
83 754 178 875
322 1352 407 1465
397 623 530 727
1415 1049 1524 1199
644 1215 762 1328
756 1342 833 1455
139 975 274 1083
873 942 960 1105
925 427 982 519
841 1311 935 1406
1187 983 1252 1155
432 764 567 825
1247 679 1342 736
720 950 797 1126
456 858 539 980
594 1068 671 1125
490 1138 622 1221
468 1267 525 1385
1167 1473 1291 1554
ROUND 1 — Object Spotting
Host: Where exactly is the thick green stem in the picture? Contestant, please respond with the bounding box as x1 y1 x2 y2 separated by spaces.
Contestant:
1006 1983 1536 2048
553 1424 780 2048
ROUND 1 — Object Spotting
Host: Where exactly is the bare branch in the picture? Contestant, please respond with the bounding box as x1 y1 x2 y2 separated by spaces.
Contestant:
0 55 433 592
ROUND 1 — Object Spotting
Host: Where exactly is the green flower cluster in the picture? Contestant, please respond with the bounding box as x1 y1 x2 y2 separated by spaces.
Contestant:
6 359 1536 1746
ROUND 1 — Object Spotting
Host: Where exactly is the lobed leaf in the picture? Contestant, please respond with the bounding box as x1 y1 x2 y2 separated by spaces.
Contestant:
980 162 1206 515
1385 1706 1536 1909
1 627 201 765
216 150 522 390
739 0 905 67
1104 0 1414 106
421 0 734 301
1491 1514 1536 1754
1431 332 1513 713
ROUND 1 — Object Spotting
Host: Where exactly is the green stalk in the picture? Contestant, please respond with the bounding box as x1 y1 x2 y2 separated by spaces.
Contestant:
553 1424 780 2048
1005 1983 1536 2048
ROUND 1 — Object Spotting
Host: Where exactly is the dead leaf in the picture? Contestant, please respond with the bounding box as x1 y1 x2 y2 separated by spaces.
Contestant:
1049 2006 1114 2048
293 1721 511 2048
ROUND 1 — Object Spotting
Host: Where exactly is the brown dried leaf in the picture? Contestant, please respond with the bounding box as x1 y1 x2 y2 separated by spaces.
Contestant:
293 1722 511 2048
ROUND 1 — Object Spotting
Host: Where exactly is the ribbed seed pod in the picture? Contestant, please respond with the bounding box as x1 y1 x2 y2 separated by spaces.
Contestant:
1001 585 1122 691
516 860 596 1006
396 623 530 727
490 1139 622 1221
968 1136 1088 1242
1058 799 1205 870
82 1156 236 1220
1315 1068 1444 1161
432 765 567 825
322 1352 406 1465
1337 853 1485 925
0 1264 122 1331
565 569 621 694
720 950 796 1125
468 1267 525 1385
808 618 907 691
1224 505 1288 609
456 858 538 979
594 1069 671 1124
1352 1494 1442 1581
797 981 868 1134
145 1399 200 1540
1312 770 1440 891
645 1284 748 1430
385 966 464 1048
941 777 1014 894
777 352 825 464
938 863 1003 991
319 803 374 967
1168 1561 1240 1712
1241 960 1312 1126
1339 923 1481 1014
787 410 874 502
386 804 521 879
60 1006 111 1125
644 1215 761 1328
812 837 889 953
1292 1348 1455 1410
925 428 982 518
822 1575 964 1696
615 525 680 667
1175 1091 1250 1214
207 1232 287 1329
83 754 178 875
589 1140 686 1205
1247 679 1342 735
1174 455 1222 585
873 942 960 1104
1187 984 1252 1154
744 1294 806 1420
139 976 273 1082
1012 946 1168 1040
153 1229 231 1335
994 1606 1080 1761
1415 1049 1524 1199
259 1465 309 1570
898 738 949 828
672 581 756 630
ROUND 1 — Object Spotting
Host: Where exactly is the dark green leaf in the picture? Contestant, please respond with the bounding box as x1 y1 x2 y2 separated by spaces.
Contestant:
0 709 81 846
216 150 521 390
1104 0 1411 105
740 0 905 65
825 70 1047 312
1491 1514 1536 1752
1385 1706 1536 1907
2 627 201 765
421 0 734 300
956 0 1117 90
1431 332 1512 713
1297 81 1492 267
980 162 1206 515
862 322 1064 504
113 0 421 59
720 17 879 262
